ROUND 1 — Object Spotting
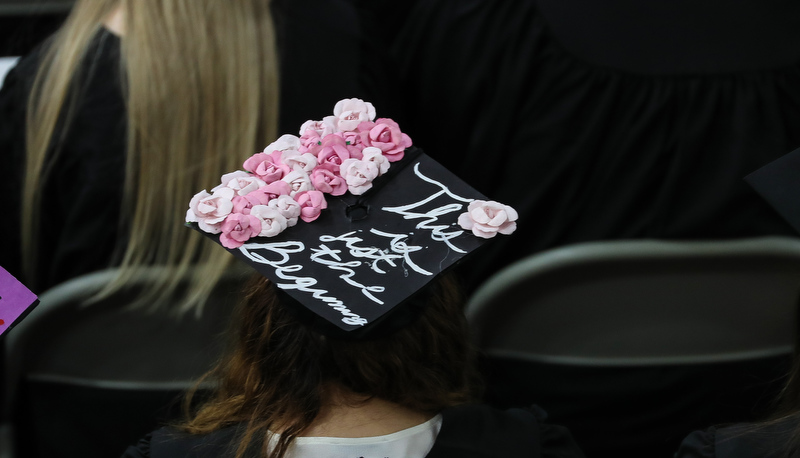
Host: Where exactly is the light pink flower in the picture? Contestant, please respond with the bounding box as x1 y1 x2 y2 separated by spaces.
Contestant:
219 213 262 249
258 181 291 201
310 163 348 196
457 200 518 239
281 150 318 173
282 170 314 197
243 151 289 183
299 129 323 154
263 134 301 154
361 147 389 175
232 189 272 215
333 98 376 132
358 118 412 162
186 187 235 234
340 158 380 195
250 205 289 237
299 117 336 138
268 195 302 227
214 171 267 196
295 190 328 223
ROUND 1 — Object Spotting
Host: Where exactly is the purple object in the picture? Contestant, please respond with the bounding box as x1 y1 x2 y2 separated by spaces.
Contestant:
0 266 38 337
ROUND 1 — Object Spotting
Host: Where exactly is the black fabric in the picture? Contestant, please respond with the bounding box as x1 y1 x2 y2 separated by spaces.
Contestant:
677 414 800 458
0 30 126 292
390 0 800 290
481 355 791 458
120 404 586 458
0 0 395 294
537 0 800 75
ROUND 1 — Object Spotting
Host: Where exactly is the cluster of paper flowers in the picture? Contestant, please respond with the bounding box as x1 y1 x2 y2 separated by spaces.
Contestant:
187 98 413 248
187 98 518 249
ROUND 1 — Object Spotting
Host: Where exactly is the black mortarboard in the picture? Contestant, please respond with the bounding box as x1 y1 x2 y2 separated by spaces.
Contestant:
745 147 800 234
189 146 501 339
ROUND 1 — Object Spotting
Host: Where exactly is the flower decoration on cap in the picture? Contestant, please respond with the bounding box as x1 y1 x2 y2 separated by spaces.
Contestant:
187 98 517 249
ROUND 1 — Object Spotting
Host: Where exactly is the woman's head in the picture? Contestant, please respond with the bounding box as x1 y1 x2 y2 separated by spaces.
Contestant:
22 0 279 310
183 273 481 457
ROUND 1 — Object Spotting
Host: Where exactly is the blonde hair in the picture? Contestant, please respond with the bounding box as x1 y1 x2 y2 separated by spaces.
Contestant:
22 0 279 312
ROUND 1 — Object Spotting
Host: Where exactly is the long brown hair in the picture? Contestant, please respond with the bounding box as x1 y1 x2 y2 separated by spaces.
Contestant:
22 0 279 312
181 274 481 458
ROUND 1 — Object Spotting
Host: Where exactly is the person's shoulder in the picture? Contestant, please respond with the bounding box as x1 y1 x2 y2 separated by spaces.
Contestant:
121 425 247 458
678 417 800 458
428 404 585 458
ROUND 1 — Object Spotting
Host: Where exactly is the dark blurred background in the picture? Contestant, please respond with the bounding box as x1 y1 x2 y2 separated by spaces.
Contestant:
0 1 72 57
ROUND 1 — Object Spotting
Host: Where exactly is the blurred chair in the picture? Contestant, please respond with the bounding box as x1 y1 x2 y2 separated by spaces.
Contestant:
466 237 800 458
1 266 250 458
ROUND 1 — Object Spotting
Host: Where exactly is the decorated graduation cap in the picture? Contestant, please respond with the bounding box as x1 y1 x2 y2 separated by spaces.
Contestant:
186 98 518 339
745 147 800 233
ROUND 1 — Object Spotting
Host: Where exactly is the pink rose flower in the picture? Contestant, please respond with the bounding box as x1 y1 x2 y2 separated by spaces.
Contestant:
457 200 518 239
214 171 267 196
358 118 412 162
310 163 348 196
186 187 235 234
250 205 289 237
281 150 318 173
340 158 380 195
295 190 328 223
334 131 365 159
282 170 314 197
231 189 272 215
219 213 262 249
258 181 291 201
268 195 302 227
263 134 301 154
242 151 289 183
317 134 353 167
299 129 323 154
361 147 389 175
333 98 376 132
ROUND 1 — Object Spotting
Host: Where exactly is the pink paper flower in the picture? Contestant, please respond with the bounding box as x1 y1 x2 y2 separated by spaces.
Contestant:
269 195 302 227
340 158 380 195
214 171 267 196
317 134 353 167
219 213 262 248
231 189 273 215
457 200 518 239
281 150 318 173
243 151 289 183
335 131 365 159
250 205 289 237
361 147 389 175
299 117 336 138
310 163 348 196
333 98 376 131
358 118 412 162
282 170 314 197
186 187 235 234
295 190 328 223
258 181 291 201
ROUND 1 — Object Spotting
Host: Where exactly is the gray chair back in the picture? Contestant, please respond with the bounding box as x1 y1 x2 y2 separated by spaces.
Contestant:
1 266 250 458
466 237 800 366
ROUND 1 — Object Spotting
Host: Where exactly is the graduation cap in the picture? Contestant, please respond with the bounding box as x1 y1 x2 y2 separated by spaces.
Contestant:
186 99 518 339
745 147 800 233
